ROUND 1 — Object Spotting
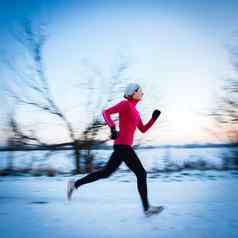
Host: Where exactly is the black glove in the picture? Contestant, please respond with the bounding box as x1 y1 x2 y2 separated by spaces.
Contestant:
152 109 161 120
110 126 118 140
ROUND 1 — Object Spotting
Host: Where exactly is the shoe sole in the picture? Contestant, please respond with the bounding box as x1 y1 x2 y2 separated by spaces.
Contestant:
145 206 165 217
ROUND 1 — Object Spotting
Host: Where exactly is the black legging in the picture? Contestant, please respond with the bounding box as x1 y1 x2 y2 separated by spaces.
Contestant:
74 144 149 211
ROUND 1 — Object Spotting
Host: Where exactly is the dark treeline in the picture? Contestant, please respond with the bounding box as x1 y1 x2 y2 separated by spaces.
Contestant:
1 142 238 151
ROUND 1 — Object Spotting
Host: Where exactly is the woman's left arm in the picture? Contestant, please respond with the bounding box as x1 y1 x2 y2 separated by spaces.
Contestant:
137 110 161 133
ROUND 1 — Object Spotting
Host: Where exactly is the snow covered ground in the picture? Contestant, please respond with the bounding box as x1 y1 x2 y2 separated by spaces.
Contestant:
1 173 238 238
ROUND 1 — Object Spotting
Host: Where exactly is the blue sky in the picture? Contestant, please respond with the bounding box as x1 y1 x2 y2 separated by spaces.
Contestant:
1 0 238 145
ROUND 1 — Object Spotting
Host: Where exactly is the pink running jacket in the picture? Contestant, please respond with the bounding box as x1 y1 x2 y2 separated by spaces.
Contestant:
102 99 156 146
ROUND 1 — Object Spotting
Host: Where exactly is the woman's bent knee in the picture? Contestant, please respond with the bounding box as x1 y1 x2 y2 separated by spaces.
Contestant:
135 169 147 180
140 170 147 179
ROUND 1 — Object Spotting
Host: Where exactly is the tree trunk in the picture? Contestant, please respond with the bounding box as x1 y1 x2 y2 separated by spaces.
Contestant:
73 140 81 174
84 148 94 173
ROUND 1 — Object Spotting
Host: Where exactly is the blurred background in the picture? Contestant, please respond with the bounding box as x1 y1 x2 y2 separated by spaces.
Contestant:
0 0 237 177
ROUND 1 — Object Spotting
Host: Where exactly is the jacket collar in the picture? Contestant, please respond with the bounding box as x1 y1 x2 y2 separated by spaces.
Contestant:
127 98 140 107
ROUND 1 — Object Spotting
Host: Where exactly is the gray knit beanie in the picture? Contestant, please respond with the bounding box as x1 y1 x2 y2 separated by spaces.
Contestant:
124 83 141 98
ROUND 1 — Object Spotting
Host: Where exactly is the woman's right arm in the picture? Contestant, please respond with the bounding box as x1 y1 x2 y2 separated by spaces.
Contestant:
102 100 127 128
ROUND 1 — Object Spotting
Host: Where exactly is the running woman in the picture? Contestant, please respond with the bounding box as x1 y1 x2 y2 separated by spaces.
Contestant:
67 83 163 216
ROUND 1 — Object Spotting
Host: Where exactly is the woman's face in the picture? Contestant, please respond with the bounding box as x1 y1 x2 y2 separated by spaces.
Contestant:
132 87 144 100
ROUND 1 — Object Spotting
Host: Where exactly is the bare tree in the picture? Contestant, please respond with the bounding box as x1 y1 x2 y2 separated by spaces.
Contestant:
210 35 238 168
211 41 238 143
3 18 130 174
4 19 86 173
